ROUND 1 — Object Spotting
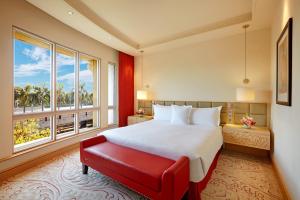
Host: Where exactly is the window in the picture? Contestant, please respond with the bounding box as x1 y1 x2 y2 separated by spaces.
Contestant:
79 111 98 132
56 46 75 111
13 117 51 148
13 28 101 152
14 30 52 114
79 54 98 109
56 113 75 139
108 63 117 125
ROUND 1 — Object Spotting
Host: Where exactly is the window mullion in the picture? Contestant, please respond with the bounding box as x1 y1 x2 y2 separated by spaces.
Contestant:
52 44 57 141
98 59 101 127
75 52 79 134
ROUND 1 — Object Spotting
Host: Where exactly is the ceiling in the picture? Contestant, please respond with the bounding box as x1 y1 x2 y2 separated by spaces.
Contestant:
26 0 275 56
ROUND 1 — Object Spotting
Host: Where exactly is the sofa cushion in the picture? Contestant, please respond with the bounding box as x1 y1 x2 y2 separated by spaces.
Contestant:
84 142 175 191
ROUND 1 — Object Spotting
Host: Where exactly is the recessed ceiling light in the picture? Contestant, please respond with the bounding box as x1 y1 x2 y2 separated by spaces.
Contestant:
68 11 74 15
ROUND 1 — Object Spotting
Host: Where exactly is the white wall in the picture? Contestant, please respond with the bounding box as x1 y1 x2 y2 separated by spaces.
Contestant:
270 0 300 199
135 28 271 104
0 0 117 170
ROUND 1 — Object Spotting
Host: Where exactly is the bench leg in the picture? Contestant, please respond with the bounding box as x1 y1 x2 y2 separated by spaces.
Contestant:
82 164 88 174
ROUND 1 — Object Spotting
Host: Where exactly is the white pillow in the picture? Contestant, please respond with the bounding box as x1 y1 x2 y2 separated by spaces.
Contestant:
190 106 222 127
153 104 172 121
170 105 192 125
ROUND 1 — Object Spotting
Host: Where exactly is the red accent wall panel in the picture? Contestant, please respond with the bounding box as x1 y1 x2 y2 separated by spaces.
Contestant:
118 52 134 127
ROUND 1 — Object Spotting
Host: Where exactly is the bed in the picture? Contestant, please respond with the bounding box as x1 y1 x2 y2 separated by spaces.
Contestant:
95 117 223 200
82 102 229 199
81 100 270 199
101 120 223 183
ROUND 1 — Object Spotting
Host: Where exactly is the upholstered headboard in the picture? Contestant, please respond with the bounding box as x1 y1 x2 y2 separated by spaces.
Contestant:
138 100 269 127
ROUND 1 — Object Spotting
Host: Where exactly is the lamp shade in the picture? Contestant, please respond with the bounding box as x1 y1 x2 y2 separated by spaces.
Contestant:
137 90 148 100
236 88 255 102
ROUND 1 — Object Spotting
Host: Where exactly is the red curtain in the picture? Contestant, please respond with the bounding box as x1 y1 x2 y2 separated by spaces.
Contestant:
118 52 134 127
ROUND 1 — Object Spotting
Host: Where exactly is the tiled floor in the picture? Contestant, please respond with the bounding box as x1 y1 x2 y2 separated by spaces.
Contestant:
0 149 285 200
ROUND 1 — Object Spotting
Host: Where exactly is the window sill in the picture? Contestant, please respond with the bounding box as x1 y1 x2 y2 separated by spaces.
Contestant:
1 128 102 162
14 137 52 153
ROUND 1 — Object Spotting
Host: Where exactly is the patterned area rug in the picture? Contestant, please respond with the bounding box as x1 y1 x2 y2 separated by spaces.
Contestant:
0 149 284 200
202 150 284 200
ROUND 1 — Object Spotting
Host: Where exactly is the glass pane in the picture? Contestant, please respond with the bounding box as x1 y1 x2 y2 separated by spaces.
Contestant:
13 117 51 150
108 63 115 107
79 55 98 109
108 108 115 125
14 30 51 114
56 113 75 138
56 46 75 110
78 111 98 132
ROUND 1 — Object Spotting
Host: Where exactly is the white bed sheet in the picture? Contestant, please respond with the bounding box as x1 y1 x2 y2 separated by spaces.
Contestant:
100 120 223 182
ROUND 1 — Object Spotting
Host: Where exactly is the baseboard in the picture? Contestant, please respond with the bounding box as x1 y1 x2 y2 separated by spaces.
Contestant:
271 155 292 200
0 143 79 182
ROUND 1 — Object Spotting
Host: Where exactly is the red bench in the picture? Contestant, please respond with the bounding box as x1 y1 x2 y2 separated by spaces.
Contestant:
80 135 190 200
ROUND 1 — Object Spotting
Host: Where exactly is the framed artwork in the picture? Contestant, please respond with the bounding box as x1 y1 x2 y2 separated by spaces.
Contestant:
276 18 293 106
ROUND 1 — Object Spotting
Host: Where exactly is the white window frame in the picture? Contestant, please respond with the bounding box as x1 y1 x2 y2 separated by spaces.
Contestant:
108 62 118 126
12 27 101 152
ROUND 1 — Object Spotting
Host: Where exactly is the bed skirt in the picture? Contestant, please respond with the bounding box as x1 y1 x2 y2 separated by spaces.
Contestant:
188 148 222 200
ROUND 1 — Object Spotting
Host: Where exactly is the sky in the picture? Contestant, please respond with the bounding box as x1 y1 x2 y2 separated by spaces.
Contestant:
14 39 94 93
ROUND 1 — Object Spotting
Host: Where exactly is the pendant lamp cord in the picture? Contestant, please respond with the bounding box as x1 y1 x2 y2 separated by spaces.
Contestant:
244 26 247 80
140 50 144 88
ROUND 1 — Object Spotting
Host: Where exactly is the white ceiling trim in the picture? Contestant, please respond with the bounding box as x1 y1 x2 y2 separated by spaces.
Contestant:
65 0 252 50
26 0 138 55
26 0 274 56
142 20 253 55
140 13 251 49
64 0 139 49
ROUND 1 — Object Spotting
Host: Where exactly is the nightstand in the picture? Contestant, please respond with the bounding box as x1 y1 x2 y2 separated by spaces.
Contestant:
128 115 153 125
222 124 270 155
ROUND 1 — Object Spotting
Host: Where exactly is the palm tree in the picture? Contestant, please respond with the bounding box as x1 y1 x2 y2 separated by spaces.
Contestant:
14 86 23 108
57 83 65 110
30 88 40 110
70 89 75 108
34 85 50 111
17 85 32 113
65 92 72 109
88 93 93 105
79 82 87 108
41 86 50 110
84 92 89 106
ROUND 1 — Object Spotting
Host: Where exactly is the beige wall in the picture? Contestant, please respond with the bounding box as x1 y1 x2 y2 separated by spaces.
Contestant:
270 0 300 199
135 28 271 105
0 0 117 169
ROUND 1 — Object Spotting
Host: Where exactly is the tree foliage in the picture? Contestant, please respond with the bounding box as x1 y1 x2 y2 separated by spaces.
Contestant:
79 82 93 108
14 83 93 113
14 82 94 145
14 119 50 145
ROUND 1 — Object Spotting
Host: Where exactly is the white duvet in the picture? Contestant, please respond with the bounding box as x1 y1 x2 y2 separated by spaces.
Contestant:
100 120 223 182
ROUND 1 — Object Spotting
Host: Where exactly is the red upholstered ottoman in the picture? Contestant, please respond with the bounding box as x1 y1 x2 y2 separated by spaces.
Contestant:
80 135 190 200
